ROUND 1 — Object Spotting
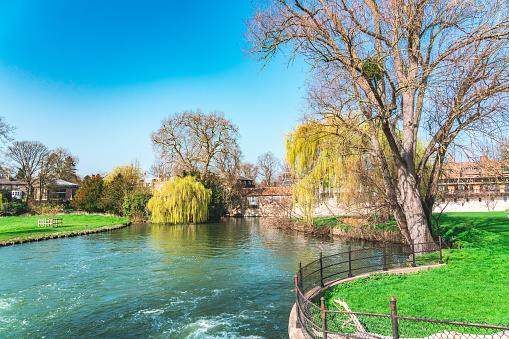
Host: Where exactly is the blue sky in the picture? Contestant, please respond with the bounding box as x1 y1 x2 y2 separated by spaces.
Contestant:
0 1 307 176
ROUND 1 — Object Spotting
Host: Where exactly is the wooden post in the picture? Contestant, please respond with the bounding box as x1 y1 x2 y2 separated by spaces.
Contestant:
321 297 328 339
390 297 400 339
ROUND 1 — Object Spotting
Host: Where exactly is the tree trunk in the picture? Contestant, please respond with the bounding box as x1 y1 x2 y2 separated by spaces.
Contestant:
397 168 435 249
391 203 411 244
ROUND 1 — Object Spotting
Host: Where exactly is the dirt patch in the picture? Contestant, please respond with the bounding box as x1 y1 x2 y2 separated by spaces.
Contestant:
332 224 404 243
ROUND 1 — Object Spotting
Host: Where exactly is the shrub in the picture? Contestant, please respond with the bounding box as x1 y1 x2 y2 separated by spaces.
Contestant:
30 202 65 216
122 191 152 221
0 201 28 216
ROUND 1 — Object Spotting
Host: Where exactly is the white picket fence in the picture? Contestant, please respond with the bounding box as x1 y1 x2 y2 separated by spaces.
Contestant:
37 218 63 228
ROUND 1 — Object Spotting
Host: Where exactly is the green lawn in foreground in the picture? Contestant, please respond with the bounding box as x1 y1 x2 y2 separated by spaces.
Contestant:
324 211 509 324
0 214 129 242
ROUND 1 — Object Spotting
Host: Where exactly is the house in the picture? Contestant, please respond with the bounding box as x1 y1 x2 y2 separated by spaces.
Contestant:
0 179 28 200
240 186 293 217
435 156 509 212
34 179 80 202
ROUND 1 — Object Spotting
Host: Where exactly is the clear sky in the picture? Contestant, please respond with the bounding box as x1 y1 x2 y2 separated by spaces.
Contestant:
0 0 308 176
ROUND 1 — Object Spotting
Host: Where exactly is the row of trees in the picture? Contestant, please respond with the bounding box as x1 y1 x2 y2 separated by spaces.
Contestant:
71 163 152 220
6 141 80 202
149 109 291 223
151 110 286 187
0 118 80 212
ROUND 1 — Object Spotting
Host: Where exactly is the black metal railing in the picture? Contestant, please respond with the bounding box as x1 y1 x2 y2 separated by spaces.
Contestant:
294 238 509 339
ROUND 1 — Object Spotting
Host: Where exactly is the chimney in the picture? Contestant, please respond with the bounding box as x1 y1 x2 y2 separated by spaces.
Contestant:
480 155 488 162
448 157 455 164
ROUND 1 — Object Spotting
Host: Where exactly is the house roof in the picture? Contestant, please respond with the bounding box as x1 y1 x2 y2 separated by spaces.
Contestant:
0 179 27 185
242 186 292 197
55 179 80 187
441 157 509 180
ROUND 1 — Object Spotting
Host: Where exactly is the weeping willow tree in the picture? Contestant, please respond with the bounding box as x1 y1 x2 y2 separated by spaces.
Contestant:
147 176 211 224
286 117 431 243
286 119 381 224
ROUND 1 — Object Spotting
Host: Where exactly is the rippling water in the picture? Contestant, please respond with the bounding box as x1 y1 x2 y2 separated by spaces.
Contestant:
0 218 372 339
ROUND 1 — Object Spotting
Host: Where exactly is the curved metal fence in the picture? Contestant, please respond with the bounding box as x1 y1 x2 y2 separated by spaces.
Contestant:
294 238 509 339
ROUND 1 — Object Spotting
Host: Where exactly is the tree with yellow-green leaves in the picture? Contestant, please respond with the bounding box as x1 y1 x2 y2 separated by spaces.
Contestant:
147 176 211 224
99 162 145 216
103 163 144 195
286 119 381 222
286 117 431 244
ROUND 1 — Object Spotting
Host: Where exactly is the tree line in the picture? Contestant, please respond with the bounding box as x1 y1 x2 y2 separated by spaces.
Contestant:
0 111 288 221
0 119 80 215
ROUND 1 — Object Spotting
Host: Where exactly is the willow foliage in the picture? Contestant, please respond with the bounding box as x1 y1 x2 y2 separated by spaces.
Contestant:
147 176 211 224
286 119 374 223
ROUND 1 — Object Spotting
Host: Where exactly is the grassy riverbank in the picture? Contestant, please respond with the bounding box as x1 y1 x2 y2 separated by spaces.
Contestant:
323 211 509 324
0 214 129 245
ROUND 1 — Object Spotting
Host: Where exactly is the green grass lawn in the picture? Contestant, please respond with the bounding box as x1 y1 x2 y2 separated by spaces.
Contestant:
323 211 509 324
0 214 129 243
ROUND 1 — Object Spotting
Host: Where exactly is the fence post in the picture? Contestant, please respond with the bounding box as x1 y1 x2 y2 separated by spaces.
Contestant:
295 275 301 328
320 251 324 288
439 236 443 264
321 297 328 339
383 242 387 271
411 241 416 267
348 245 353 277
390 297 400 339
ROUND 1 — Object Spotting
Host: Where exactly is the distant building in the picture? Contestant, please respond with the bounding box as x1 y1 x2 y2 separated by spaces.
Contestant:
236 176 255 188
240 186 293 217
34 179 81 202
0 179 28 200
435 156 509 212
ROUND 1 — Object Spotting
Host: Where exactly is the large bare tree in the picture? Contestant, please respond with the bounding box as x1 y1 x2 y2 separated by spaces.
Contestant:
247 0 509 244
239 162 259 182
49 148 80 183
257 152 281 187
7 141 48 201
152 110 240 181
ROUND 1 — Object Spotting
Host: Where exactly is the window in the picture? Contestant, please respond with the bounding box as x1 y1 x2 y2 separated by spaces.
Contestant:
248 196 257 206
439 186 444 191
479 198 482 202
459 185 464 190
504 196 508 202
447 169 453 173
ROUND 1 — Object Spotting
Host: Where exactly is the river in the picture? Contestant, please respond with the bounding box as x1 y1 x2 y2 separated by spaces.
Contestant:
0 218 372 339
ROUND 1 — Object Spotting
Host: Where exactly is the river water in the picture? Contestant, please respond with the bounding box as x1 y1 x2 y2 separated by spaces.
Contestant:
0 218 372 339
